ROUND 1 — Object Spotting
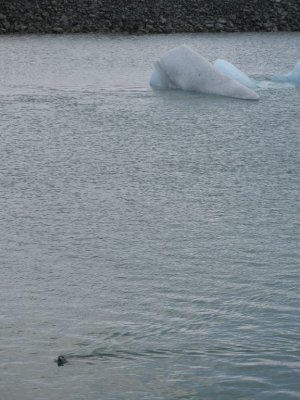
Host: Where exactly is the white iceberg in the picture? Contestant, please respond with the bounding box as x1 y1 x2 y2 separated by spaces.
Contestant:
149 62 175 90
271 61 300 85
213 59 257 89
150 45 259 100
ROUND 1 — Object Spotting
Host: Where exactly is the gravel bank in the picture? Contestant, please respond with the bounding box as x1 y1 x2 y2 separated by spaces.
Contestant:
0 0 299 34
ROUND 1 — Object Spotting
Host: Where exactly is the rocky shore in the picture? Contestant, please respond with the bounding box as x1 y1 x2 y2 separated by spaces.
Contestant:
0 0 299 35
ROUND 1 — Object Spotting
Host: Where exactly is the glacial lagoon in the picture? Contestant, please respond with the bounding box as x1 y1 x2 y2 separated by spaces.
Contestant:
0 32 299 400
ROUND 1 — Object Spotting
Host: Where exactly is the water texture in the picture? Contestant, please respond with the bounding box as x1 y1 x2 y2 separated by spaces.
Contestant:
0 33 299 400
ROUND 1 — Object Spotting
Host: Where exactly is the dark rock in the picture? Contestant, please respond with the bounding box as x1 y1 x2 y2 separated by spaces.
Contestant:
53 26 64 33
2 20 10 30
160 15 167 24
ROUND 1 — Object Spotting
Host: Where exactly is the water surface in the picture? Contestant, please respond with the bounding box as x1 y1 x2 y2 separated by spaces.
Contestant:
0 32 299 400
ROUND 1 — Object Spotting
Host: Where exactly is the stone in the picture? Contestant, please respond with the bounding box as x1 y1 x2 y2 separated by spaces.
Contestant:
215 23 224 30
53 27 64 33
2 20 10 30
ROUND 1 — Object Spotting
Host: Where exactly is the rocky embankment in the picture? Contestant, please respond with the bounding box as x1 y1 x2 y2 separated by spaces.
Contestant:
0 0 299 34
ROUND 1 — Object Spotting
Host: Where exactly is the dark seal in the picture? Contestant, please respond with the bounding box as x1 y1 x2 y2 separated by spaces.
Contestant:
56 355 68 367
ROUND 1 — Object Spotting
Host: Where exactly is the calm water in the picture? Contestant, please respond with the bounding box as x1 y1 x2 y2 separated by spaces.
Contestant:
0 33 299 400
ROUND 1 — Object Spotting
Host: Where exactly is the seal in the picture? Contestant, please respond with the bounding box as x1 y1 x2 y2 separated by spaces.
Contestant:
56 355 68 367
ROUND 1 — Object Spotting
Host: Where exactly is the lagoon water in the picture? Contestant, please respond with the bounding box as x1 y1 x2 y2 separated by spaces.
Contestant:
0 33 299 400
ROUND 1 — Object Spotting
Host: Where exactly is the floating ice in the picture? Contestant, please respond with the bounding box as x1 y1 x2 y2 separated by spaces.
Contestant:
149 62 174 90
271 61 300 85
213 59 257 89
150 45 259 100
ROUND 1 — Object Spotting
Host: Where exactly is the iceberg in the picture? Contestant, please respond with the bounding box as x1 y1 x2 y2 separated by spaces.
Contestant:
271 61 300 85
149 62 175 90
150 45 259 100
213 59 257 89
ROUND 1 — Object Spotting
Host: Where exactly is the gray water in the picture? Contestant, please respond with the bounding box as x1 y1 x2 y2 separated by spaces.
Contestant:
0 33 299 400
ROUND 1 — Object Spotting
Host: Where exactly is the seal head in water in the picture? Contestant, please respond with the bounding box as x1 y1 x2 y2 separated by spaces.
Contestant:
56 355 67 366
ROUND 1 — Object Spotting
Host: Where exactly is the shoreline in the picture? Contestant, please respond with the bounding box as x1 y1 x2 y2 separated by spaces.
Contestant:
1 0 299 35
